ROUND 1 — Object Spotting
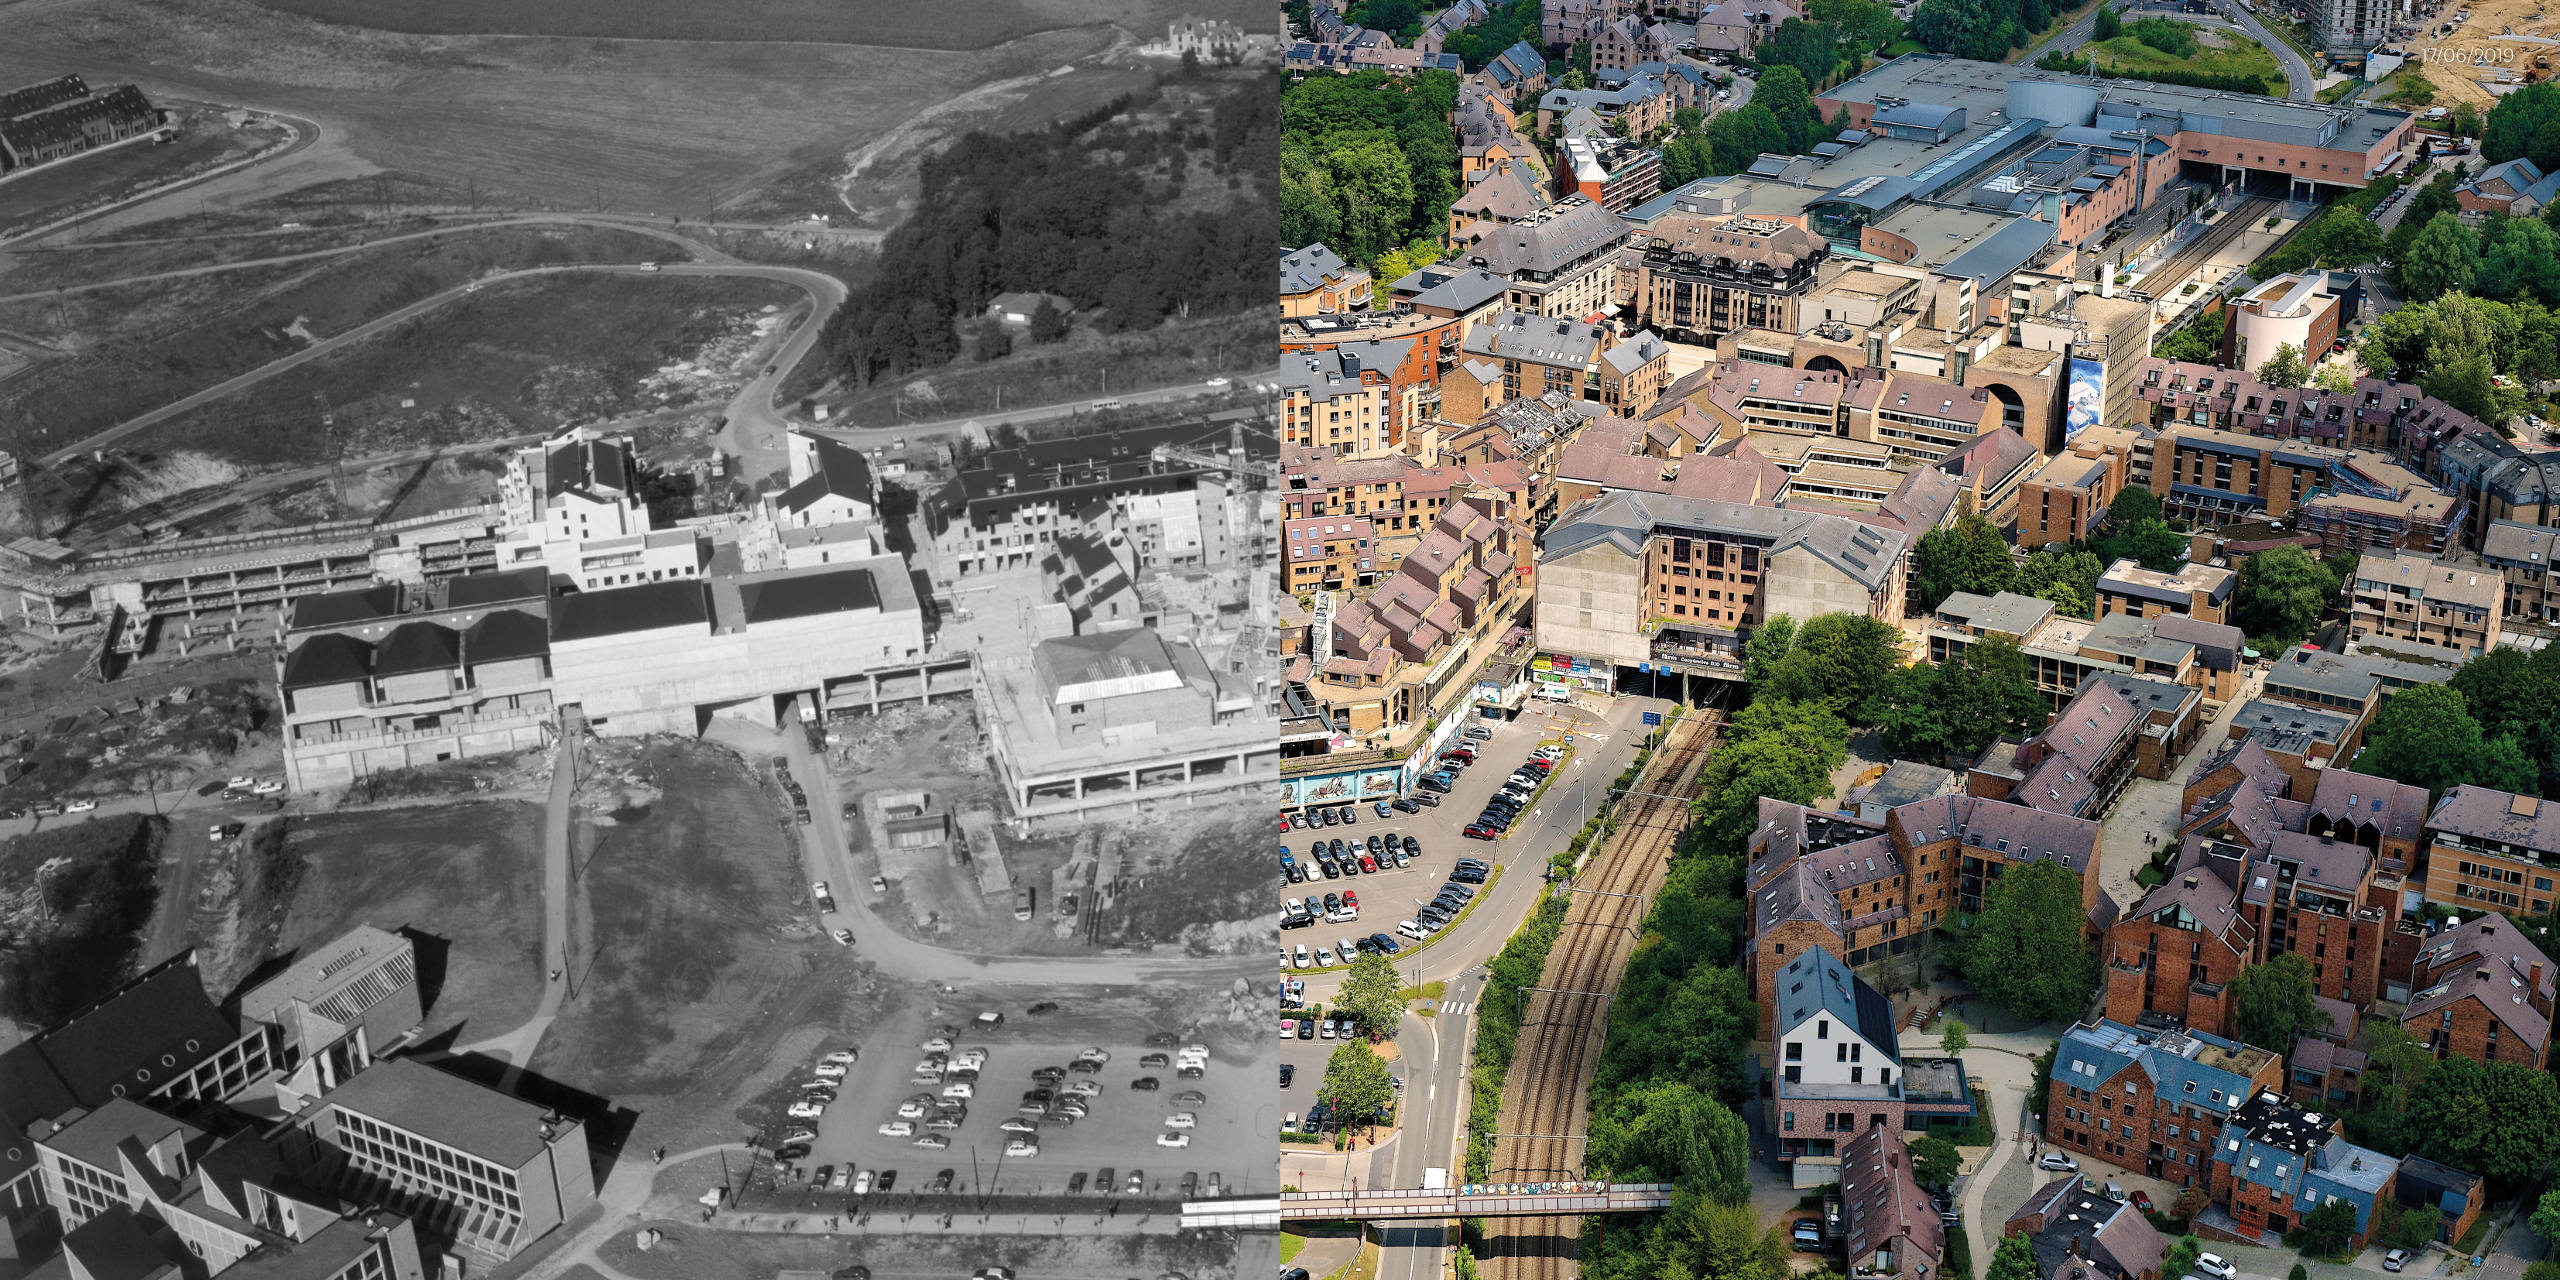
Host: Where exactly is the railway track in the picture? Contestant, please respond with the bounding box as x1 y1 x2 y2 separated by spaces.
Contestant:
1481 711 1719 1280
2145 197 2277 304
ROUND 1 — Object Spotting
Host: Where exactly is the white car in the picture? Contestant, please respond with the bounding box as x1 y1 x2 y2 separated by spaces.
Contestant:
821 1050 853 1067
920 1036 953 1053
1292 944 1310 969
2192 1256 2234 1280
782 1127 818 1144
64 799 97 813
913 1134 951 1150
1078 1048 1110 1063
814 1061 848 1080
941 1082 975 1099
1004 1139 1040 1157
250 780 283 795
1000 1118 1040 1134
1156 1132 1191 1148
1164 1112 1197 1130
853 1169 874 1194
913 1058 945 1076
228 774 255 788
897 1098 930 1119
788 1100 827 1120
2037 1152 2079 1172
1063 1080 1103 1098
1281 1019 1297 1038
955 1048 989 1068
878 1120 916 1137
1314 946 1335 966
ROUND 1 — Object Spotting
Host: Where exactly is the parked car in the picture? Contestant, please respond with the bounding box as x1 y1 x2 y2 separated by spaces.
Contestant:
1792 1219 1826 1251
2193 1254 2236 1280
2383 1250 2410 1273
2037 1152 2079 1172
1156 1132 1191 1148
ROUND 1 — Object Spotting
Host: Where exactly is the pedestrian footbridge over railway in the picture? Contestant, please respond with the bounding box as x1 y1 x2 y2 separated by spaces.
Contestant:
1179 1183 1678 1228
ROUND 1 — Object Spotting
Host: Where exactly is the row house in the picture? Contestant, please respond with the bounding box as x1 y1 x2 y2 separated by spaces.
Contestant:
2348 549 2504 659
1592 16 1677 73
2204 1091 2397 1249
1745 791 2104 1035
1544 0 1626 49
2133 359 2463 458
1485 42 1551 97
1447 157 1549 239
2046 1020 2285 1188
1301 493 1528 743
1278 444 1533 535
1281 243 1373 318
1282 516 1376 594
1928 592 2245 708
2147 423 2347 527
1414 0 1489 53
2005 1176 2171 1280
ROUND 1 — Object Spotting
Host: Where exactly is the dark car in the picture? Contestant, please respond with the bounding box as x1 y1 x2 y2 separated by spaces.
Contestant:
777 1142 812 1161
1133 1076 1162 1090
1401 835 1420 855
1365 835 1383 856
875 1170 897 1192
1392 798 1421 814
1338 806 1356 824
931 1169 956 1193
1370 932 1401 954
1413 791 1439 807
1297 1020 1314 1039
1281 1063 1296 1087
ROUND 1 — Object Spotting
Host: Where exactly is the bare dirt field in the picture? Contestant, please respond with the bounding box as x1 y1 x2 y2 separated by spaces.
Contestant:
0 0 1115 215
126 271 801 466
267 799 545 1045
0 103 295 239
532 738 871 1104
245 0 1245 48
2411 0 2558 105
0 222 689 451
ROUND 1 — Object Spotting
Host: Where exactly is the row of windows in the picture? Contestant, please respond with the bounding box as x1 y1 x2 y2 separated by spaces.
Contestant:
335 1109 522 1208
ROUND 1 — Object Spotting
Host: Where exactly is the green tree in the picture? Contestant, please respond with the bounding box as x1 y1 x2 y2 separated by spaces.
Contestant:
2358 301 2433 379
1659 1199 1793 1280
1744 613 1801 690
1986 1232 2042 1280
2232 545 2338 648
1588 1079 1752 1202
2293 1198 2344 1259
1027 298 1070 344
2017 548 2103 615
2357 1021 2433 1130
1961 860 2100 1024
1940 1017 1970 1057
1661 132 1714 186
1912 512 2018 611
2358 684 2541 798
1752 64 1820 153
2227 952 2331 1053
1322 1038 1397 1135
2401 214 2482 299
2163 1235 2205 1280
1764 612 1905 721
2107 485 2161 528
1705 104 1789 172
2094 4 2122 38
1908 1133 1963 1192
1871 633 2044 763
2484 78 2560 171
2401 1053 2560 1183
2530 1189 2560 1252
2257 342 2309 389
1690 699 1849 851
2477 215 2560 302
1338 951 1407 1039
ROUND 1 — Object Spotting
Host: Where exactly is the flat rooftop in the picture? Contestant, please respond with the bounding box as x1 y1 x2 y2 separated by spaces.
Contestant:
1824 54 2411 156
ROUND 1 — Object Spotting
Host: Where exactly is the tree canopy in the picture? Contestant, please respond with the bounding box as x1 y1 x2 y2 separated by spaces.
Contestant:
2398 1054 2560 1185
1912 512 2018 611
1322 1039 1397 1135
2356 684 2541 799
820 80 1272 387
2227 952 2331 1054
1338 952 1407 1039
1281 72 1460 271
1871 633 2047 764
2231 545 2340 649
1759 612 1907 720
1961 860 2100 1024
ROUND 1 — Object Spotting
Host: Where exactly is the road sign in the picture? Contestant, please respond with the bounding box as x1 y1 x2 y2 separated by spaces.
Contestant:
1641 712 1661 726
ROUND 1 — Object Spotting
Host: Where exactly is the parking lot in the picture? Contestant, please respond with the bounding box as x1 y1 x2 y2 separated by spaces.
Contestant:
779 1001 1271 1201
1280 709 1622 973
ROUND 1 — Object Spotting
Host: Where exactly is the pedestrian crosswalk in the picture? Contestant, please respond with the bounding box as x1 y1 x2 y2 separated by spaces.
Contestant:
1440 1000 1473 1015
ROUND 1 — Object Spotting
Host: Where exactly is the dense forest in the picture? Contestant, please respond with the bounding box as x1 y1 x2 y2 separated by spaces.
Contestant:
817 73 1275 388
1281 70 1464 271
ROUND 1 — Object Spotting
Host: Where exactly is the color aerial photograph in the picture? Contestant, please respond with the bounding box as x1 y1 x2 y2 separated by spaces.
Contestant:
0 0 1283 1274
1273 1 2560 1280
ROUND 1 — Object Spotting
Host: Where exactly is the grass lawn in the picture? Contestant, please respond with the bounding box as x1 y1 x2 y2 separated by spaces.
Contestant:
1884 38 1926 55
0 105 291 238
275 801 544 1044
1946 1218 1976 1280
2317 79 2366 103
2080 30 2280 89
1282 1235 1305 1264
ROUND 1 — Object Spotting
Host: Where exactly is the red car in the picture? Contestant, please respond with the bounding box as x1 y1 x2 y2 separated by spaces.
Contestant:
1463 824 1497 840
2131 1190 2154 1213
1343 890 1358 908
1358 855 1378 873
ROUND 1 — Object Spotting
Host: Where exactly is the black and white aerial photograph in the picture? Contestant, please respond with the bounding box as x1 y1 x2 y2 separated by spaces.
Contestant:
0 0 1282 1275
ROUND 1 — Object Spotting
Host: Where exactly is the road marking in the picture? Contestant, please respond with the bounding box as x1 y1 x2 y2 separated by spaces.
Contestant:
1441 1000 1472 1015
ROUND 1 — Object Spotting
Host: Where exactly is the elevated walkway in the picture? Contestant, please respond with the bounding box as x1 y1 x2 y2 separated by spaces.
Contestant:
1178 1183 1677 1228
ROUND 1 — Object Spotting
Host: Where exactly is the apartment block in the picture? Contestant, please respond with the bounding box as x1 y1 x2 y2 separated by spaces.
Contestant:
2348 549 2503 659
2402 912 2555 1069
2204 1092 2397 1248
1772 946 1976 1171
1279 340 1429 457
2148 424 2347 526
1969 672 2203 812
1295 492 1528 746
2005 1175 2170 1280
1632 212 1830 344
2421 786 2560 917
2477 519 2560 627
282 1059 594 1263
1446 195 1630 318
2097 558 2235 625
2018 428 2138 546
2046 1020 2285 1188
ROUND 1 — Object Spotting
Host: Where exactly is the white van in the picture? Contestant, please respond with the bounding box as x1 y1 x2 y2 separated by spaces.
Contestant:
1537 686 1572 703
1293 943 1311 968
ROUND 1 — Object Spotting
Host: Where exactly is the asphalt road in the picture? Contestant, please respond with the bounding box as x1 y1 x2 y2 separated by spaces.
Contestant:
2028 0 2314 100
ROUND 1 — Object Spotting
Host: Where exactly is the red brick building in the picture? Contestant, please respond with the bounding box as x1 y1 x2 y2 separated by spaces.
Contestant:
2046 1020 2285 1188
2402 912 2556 1070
